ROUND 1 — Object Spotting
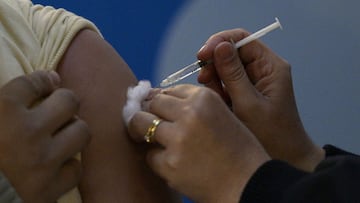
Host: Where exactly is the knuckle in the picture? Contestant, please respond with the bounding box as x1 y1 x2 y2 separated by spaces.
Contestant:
26 71 53 97
230 28 251 39
181 105 198 120
234 28 250 35
177 84 192 89
129 112 144 129
21 117 44 136
212 28 250 41
194 88 221 109
228 62 247 82
0 71 53 103
148 94 160 112
198 87 216 99
55 89 80 110
172 132 186 147
166 153 181 170
25 144 48 167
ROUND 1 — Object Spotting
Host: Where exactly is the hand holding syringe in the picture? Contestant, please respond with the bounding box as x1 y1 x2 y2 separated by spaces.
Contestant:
160 17 283 87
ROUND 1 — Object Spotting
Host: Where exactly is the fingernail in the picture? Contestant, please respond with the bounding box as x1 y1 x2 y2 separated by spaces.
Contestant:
198 44 207 53
48 71 61 87
145 88 161 100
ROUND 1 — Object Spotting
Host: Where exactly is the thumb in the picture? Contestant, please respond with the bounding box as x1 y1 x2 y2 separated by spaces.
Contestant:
213 42 257 105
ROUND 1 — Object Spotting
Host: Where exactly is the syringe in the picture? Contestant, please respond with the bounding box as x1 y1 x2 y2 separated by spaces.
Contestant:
160 17 282 87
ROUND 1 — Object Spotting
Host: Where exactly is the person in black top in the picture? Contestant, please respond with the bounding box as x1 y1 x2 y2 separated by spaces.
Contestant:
127 27 360 203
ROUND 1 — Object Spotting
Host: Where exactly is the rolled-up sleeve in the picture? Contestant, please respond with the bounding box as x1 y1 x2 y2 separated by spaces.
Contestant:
16 0 101 71
0 0 101 86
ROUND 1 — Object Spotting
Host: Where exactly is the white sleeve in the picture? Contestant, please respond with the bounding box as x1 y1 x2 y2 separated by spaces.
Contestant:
16 0 102 71
0 0 102 87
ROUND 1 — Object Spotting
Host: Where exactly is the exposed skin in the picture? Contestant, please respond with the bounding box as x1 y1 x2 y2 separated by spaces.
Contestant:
0 71 90 203
124 27 325 202
128 84 271 203
57 29 181 202
197 28 325 171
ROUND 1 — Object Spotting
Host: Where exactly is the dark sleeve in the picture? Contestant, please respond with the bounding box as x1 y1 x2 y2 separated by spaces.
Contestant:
239 160 308 203
240 145 360 203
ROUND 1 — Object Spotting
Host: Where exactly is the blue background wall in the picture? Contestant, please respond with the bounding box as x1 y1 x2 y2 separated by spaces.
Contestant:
33 0 185 81
33 0 360 202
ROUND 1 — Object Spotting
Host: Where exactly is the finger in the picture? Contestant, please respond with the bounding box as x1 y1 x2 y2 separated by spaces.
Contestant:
197 63 216 84
196 29 256 102
197 29 248 86
50 119 90 163
162 84 199 99
240 41 286 85
52 158 82 201
198 64 221 88
146 148 168 180
128 111 155 142
213 41 258 105
197 62 232 105
141 88 168 112
33 89 80 133
147 92 183 121
0 71 60 108
128 111 174 146
201 72 231 102
237 37 269 66
197 28 250 62
197 28 270 84
144 88 162 101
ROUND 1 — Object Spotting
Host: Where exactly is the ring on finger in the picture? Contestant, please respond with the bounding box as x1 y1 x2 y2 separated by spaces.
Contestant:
144 118 162 143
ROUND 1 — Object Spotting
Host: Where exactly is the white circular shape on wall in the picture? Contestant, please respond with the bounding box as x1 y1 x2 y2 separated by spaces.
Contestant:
154 0 360 153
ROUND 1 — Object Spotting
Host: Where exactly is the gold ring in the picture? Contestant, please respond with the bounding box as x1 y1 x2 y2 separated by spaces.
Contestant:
144 119 162 143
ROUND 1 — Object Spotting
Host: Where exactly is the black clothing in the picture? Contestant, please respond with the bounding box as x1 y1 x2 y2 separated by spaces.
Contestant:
240 145 360 203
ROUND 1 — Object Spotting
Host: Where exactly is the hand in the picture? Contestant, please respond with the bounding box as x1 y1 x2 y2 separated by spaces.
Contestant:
197 28 324 171
128 85 270 203
0 71 90 203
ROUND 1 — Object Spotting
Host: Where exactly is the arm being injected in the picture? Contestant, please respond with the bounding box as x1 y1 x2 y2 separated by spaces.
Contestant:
160 17 283 87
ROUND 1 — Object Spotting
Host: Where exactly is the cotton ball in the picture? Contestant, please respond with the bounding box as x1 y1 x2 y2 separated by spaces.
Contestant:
122 80 152 125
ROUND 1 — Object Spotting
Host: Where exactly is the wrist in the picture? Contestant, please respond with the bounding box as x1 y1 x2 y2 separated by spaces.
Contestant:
196 157 270 203
213 149 271 203
270 126 325 172
240 160 309 203
290 143 325 172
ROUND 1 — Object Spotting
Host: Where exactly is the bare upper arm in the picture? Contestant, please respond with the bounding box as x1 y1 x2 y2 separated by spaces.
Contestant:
56 29 180 202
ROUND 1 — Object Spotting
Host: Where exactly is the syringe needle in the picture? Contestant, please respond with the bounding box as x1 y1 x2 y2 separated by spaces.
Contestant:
160 17 282 87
